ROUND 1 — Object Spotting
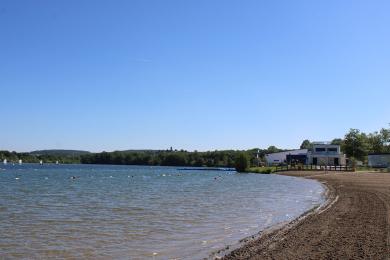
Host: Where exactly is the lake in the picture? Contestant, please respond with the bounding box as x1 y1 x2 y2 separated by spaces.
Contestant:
0 164 324 259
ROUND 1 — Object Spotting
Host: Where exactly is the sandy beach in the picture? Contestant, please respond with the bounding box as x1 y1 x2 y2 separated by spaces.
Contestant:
223 171 390 259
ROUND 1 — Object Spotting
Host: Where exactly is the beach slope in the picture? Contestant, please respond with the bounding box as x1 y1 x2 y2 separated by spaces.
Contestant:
223 171 390 259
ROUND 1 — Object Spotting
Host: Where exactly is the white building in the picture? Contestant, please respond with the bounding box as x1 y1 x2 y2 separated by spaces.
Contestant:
265 149 308 165
265 142 347 166
368 153 390 168
307 142 346 166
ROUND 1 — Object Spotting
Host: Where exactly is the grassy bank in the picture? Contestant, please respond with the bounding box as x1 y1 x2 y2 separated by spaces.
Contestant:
355 166 390 172
245 166 277 174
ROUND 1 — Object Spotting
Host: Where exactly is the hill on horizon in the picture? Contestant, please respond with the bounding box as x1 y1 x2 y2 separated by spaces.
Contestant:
29 150 91 156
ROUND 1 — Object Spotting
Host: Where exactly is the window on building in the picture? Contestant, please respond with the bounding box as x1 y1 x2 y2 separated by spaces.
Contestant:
315 148 326 152
328 148 337 152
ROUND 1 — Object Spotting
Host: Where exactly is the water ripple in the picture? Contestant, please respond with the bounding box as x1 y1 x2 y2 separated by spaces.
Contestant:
0 164 324 259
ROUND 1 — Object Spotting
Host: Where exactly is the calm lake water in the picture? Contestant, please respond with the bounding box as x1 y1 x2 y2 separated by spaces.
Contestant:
0 164 324 259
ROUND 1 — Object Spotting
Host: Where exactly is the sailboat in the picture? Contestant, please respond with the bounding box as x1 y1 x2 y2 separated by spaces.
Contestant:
39 160 43 165
3 159 7 165
18 159 22 165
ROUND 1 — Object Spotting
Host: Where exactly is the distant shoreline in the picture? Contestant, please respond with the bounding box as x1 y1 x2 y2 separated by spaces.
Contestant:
223 171 390 259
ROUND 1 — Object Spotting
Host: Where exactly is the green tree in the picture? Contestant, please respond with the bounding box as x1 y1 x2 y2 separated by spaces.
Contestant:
343 129 368 162
161 153 187 166
266 146 280 154
234 152 249 172
380 127 390 153
331 138 343 145
367 132 384 153
300 140 312 149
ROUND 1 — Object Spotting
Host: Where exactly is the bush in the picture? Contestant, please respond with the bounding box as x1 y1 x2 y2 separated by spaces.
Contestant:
247 167 274 174
235 153 250 172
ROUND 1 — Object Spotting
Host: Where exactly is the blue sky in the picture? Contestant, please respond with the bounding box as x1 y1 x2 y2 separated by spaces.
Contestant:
1 0 389 152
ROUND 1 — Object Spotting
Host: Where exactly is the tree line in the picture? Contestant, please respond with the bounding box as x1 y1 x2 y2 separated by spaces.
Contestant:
0 150 81 164
79 147 282 168
2 125 388 168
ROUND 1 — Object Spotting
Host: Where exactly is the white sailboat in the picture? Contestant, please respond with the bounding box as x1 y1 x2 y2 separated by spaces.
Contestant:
3 159 7 165
39 160 43 165
18 159 22 165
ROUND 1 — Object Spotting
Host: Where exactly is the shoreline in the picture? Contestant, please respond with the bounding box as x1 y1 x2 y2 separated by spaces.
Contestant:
210 172 333 259
222 171 390 259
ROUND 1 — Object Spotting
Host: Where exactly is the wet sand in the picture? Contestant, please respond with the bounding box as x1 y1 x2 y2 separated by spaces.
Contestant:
223 171 390 259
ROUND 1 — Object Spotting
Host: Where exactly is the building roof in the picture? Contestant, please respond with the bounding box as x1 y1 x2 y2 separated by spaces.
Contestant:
265 149 308 156
312 141 331 145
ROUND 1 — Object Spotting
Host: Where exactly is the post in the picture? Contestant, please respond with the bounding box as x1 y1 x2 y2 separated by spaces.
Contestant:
325 150 329 174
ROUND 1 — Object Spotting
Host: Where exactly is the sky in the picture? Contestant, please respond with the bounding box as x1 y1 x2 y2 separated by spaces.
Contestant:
1 0 390 152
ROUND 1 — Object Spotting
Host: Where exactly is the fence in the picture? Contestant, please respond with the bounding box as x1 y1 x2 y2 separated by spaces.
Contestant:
275 164 354 172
